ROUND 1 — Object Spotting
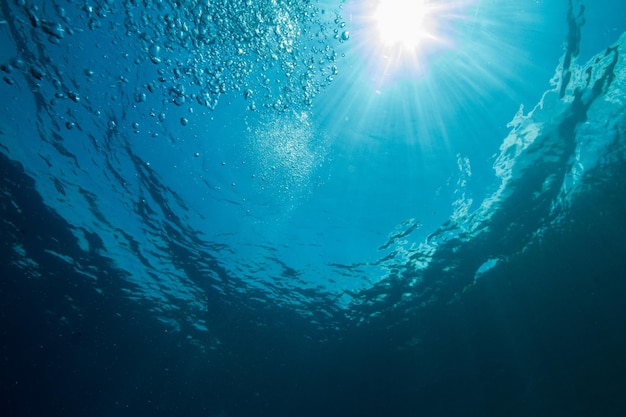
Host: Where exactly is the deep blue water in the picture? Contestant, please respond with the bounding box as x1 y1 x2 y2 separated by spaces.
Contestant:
1 0 626 416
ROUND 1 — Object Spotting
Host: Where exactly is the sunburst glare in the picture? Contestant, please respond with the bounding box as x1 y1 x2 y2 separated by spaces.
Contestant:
318 0 548 151
346 0 471 87
373 0 436 51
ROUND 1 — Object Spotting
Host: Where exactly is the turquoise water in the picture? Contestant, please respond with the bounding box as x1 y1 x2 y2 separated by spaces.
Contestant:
1 1 626 416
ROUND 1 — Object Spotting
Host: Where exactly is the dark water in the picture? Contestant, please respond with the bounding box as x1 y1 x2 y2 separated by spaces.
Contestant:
1 0 626 416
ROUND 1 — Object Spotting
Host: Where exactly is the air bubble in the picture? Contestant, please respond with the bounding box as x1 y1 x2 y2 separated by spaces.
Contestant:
67 91 80 102
148 44 162 64
10 58 25 70
30 66 44 80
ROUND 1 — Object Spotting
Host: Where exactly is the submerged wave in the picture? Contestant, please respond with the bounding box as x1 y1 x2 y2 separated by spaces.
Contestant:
1 0 625 338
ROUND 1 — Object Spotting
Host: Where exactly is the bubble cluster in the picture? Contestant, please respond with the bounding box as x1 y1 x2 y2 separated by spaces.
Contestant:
3 0 348 114
122 0 347 111
249 111 327 203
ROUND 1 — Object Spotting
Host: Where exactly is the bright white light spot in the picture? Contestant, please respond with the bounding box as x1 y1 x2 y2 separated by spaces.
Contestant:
373 0 434 50
344 0 472 88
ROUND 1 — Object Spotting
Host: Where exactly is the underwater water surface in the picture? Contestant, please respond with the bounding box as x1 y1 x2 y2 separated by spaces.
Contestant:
1 0 626 416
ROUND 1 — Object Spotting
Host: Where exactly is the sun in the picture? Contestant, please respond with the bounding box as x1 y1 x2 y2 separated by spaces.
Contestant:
373 0 435 51
342 0 473 88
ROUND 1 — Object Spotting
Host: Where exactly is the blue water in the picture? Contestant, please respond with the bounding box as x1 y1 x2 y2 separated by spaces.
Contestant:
1 0 626 416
